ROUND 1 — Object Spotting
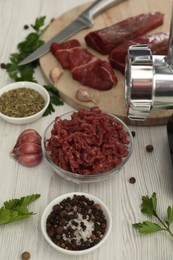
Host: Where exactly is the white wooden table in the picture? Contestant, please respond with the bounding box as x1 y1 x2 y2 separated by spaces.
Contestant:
0 1 173 259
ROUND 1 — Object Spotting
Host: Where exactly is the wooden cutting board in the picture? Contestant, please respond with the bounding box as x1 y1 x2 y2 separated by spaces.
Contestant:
40 0 173 126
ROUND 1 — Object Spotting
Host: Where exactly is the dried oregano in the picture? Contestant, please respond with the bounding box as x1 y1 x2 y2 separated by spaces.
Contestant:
0 88 45 117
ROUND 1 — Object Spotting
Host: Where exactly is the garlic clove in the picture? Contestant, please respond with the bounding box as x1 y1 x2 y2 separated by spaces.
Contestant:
16 133 41 146
13 142 42 156
17 129 39 140
16 153 43 167
49 67 64 84
16 129 41 145
76 89 97 105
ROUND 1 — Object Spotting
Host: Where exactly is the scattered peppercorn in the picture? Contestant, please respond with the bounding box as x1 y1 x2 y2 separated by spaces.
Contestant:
21 251 30 260
23 24 29 30
131 131 136 137
146 144 154 152
46 194 107 251
129 177 136 184
0 63 6 69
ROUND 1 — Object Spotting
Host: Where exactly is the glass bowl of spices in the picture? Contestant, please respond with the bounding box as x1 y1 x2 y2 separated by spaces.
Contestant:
0 81 50 124
41 192 112 256
42 107 133 184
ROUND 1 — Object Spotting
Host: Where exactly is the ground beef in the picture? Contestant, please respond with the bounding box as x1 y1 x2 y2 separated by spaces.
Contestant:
46 107 130 175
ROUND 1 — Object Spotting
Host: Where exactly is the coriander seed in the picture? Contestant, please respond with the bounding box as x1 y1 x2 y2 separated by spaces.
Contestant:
21 251 30 260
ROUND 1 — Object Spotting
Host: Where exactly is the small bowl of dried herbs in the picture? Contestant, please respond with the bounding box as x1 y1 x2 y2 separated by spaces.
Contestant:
0 81 50 124
41 192 112 256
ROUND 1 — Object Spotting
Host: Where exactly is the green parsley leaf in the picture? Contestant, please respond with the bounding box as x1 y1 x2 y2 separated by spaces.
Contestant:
0 208 12 225
43 84 61 96
42 84 63 116
31 16 46 32
17 33 44 57
166 205 173 227
4 16 63 116
5 17 44 82
5 63 36 82
133 221 163 234
133 192 173 239
43 103 55 116
0 194 40 225
141 192 157 216
50 95 64 106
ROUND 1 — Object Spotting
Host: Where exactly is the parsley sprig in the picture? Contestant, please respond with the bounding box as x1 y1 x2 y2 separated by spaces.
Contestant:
43 84 63 116
4 16 63 115
0 194 40 225
5 17 46 82
133 192 173 238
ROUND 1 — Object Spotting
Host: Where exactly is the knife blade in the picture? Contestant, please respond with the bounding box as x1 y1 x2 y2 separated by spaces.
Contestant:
19 0 127 66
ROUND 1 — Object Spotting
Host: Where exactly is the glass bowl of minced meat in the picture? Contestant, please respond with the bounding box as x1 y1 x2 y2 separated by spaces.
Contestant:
41 192 112 256
0 81 50 124
42 107 133 184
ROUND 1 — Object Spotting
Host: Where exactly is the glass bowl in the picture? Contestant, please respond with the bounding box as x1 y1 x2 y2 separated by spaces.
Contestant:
42 108 133 184
41 192 112 256
0 81 50 124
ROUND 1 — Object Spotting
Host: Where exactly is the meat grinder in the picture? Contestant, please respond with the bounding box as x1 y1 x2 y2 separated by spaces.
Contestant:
125 6 173 121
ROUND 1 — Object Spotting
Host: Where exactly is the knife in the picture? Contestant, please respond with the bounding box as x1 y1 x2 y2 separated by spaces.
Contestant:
19 0 127 66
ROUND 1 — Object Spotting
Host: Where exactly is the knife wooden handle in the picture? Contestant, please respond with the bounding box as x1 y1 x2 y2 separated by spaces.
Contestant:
79 0 127 26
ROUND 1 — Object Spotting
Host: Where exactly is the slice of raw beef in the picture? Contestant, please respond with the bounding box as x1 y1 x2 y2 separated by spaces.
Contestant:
85 12 164 55
72 59 117 90
109 32 169 74
51 39 81 68
51 40 117 90
68 48 95 70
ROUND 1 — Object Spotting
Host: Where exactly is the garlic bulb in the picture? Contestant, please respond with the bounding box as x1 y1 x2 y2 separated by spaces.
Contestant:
11 129 42 167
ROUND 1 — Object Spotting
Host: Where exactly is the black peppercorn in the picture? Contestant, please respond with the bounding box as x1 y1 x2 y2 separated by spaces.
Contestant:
0 63 6 69
129 177 136 184
23 24 29 29
146 144 154 152
131 131 136 137
46 195 107 251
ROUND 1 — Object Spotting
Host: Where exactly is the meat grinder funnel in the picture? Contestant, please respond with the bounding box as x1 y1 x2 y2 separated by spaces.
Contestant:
125 4 173 121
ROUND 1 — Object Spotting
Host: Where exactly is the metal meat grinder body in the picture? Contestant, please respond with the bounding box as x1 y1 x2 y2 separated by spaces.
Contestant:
125 7 173 121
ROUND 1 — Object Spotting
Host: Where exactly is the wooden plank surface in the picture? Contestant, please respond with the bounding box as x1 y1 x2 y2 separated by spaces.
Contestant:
2 1 173 260
40 0 173 126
